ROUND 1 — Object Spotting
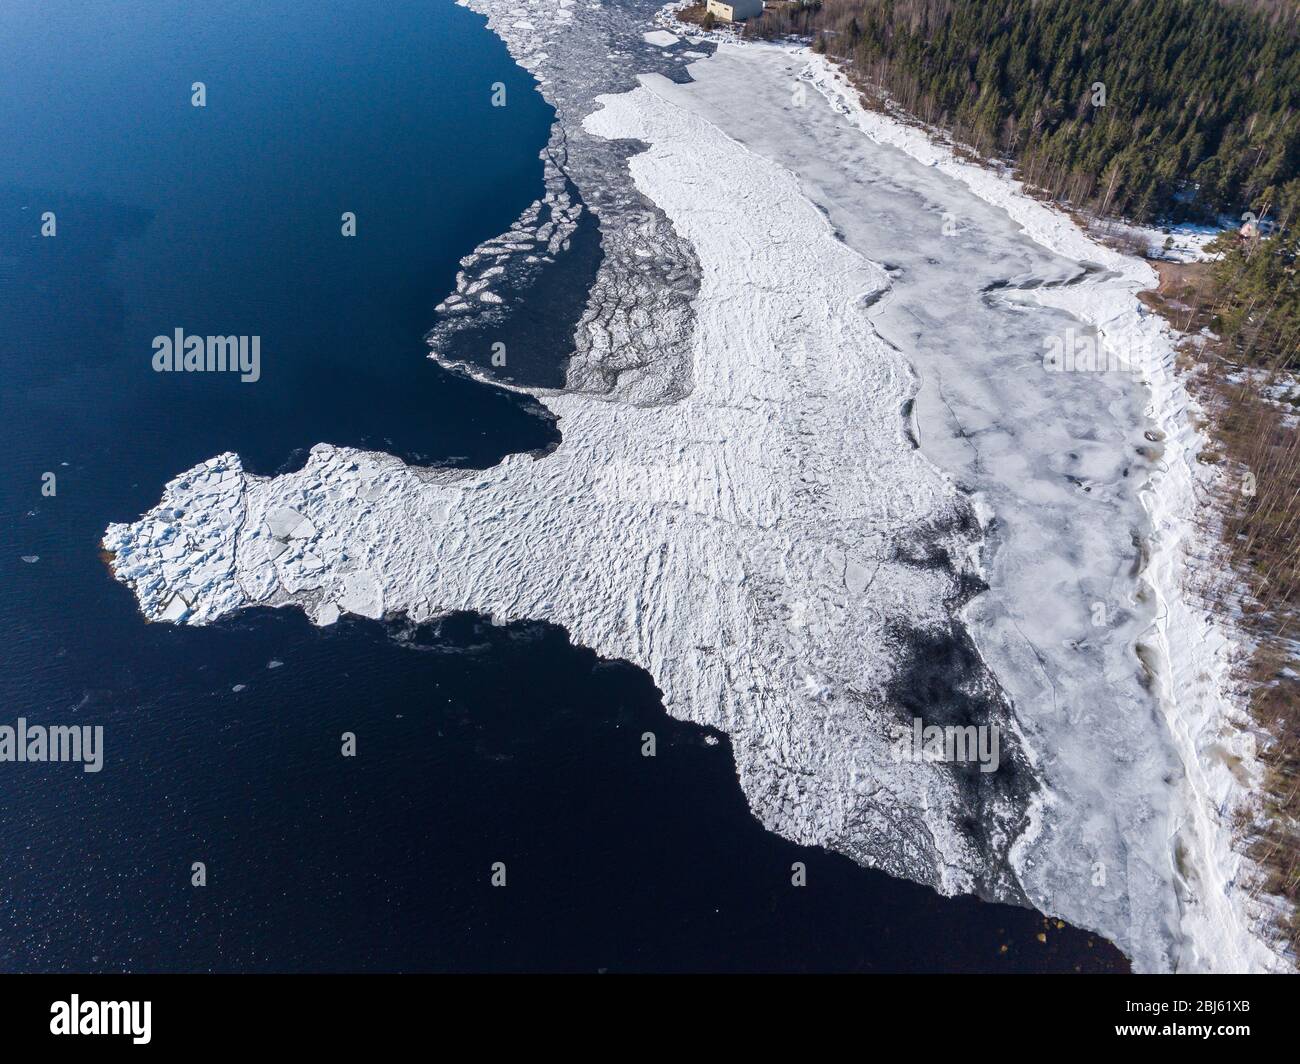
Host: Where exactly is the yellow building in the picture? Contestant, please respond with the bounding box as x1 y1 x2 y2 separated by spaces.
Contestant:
706 0 764 22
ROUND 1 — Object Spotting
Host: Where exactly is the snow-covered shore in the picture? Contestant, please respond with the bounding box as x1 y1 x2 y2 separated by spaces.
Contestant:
103 9 1289 971
795 50 1287 971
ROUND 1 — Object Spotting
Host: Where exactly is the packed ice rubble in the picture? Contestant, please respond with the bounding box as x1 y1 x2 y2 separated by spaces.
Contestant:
431 139 583 320
429 0 705 402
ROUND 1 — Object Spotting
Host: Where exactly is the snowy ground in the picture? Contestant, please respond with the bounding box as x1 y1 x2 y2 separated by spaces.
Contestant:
780 52 1287 971
103 8 1289 971
1093 219 1227 263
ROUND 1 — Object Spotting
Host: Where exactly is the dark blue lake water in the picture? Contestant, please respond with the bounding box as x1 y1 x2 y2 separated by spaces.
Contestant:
0 0 1124 971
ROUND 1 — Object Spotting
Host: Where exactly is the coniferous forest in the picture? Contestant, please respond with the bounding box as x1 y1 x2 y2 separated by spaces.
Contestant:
747 0 1300 224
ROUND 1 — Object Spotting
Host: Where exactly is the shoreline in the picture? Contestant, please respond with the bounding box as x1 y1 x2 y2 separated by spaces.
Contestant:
792 47 1288 970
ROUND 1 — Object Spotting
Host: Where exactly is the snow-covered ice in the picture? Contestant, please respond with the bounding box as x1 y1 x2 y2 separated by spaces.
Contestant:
789 48 1287 971
106 81 1018 905
103 10 1290 972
